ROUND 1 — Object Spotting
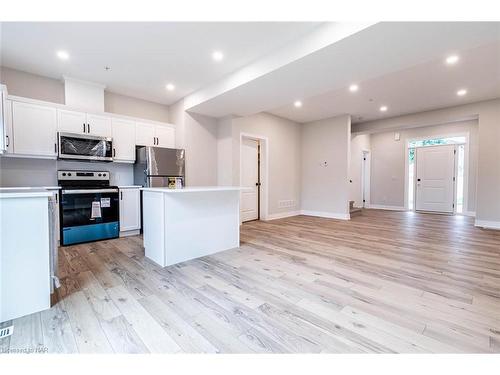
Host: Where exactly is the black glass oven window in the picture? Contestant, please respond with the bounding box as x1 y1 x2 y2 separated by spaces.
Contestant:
61 192 119 227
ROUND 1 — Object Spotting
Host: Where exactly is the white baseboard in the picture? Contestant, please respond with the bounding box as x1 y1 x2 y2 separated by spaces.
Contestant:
463 211 476 217
119 229 141 237
264 211 301 221
475 220 500 230
366 204 407 211
300 210 350 220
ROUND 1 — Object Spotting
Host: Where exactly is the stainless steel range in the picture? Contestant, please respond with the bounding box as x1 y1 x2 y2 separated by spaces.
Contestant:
58 170 119 246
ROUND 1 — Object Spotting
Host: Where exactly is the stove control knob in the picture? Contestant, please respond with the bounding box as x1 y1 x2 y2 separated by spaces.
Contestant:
68 173 72 176
98 173 102 177
103 173 107 177
62 172 66 176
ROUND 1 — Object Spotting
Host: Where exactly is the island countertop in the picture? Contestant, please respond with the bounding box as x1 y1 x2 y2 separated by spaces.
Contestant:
140 186 245 193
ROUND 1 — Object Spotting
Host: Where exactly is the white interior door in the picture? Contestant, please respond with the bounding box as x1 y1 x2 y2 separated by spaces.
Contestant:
241 138 259 222
415 145 456 213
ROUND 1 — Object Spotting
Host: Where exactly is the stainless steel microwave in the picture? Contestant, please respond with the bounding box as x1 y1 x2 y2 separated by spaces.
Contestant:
58 132 113 162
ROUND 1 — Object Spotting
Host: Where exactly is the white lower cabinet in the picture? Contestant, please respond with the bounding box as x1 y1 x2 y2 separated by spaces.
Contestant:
119 188 141 234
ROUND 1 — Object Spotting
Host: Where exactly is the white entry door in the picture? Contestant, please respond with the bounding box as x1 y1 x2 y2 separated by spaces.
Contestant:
415 145 456 213
241 138 259 222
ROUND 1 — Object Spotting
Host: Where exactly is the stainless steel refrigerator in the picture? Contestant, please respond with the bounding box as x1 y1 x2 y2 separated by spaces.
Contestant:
134 147 185 187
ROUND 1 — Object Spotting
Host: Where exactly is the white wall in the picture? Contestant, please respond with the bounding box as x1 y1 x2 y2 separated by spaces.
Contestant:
301 114 351 219
354 98 500 226
184 112 218 186
0 158 134 187
168 99 218 187
350 134 370 207
0 66 170 123
369 120 478 211
216 112 302 218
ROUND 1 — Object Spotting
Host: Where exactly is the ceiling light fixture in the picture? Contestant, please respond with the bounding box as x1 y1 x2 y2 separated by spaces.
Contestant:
349 84 359 92
56 50 69 60
379 106 388 112
445 55 459 65
212 50 224 62
456 89 467 96
294 100 303 108
166 83 175 91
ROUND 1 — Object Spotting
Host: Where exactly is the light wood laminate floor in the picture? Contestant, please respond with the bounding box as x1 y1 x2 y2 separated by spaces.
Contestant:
2 210 500 353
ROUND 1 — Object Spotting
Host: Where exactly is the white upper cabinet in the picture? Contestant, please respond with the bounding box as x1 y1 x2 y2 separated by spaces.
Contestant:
112 118 136 162
57 109 87 134
12 101 57 157
135 121 175 148
155 125 175 148
57 109 111 137
3 94 175 160
135 121 156 147
86 113 112 137
1 99 14 154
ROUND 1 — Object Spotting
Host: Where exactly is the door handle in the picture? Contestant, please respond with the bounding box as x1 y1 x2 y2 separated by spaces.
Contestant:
417 178 421 182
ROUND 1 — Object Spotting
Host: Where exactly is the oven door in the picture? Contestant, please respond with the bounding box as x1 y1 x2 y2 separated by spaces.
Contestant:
58 132 113 162
60 188 119 245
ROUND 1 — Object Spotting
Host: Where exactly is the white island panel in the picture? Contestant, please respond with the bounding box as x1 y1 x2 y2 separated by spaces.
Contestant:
1 193 52 322
142 187 241 267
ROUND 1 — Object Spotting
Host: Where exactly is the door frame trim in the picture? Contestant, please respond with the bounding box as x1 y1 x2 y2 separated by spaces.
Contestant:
414 144 457 214
239 132 269 222
361 150 371 208
404 131 470 213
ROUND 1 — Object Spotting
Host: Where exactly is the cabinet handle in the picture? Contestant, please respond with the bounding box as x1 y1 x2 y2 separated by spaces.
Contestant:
5 135 9 147
83 123 86 133
54 143 57 154
113 148 116 157
87 124 90 133
120 191 123 200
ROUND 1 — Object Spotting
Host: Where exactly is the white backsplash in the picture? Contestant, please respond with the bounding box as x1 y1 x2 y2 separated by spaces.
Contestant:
0 157 134 187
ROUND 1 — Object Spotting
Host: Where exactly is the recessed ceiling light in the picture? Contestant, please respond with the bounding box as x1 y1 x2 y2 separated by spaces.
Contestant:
166 83 175 91
456 89 467 96
349 84 359 92
294 100 303 108
56 50 69 60
446 55 459 65
379 106 388 112
212 50 224 62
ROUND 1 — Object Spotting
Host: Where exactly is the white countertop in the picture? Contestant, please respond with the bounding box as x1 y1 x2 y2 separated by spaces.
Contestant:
141 186 245 193
0 186 61 190
0 189 57 199
118 185 142 189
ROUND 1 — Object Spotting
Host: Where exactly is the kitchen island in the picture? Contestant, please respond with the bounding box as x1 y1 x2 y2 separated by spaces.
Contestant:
141 187 242 267
0 189 57 322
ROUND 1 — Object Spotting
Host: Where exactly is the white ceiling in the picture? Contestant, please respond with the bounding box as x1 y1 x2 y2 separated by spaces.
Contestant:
270 41 500 123
186 22 500 123
1 22 499 124
0 22 321 105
